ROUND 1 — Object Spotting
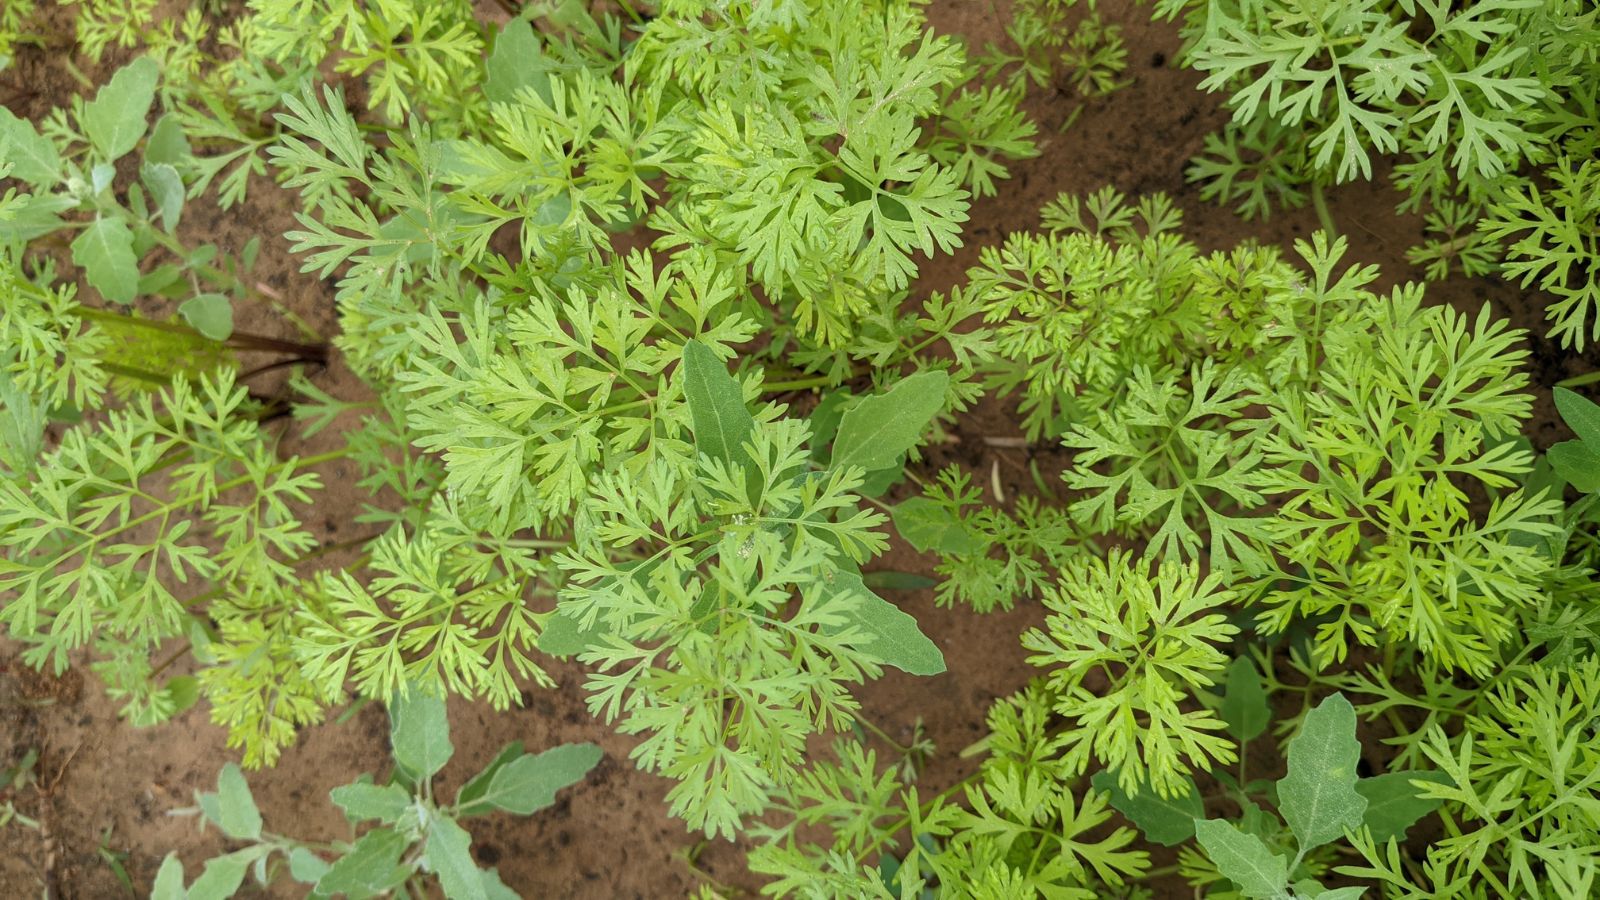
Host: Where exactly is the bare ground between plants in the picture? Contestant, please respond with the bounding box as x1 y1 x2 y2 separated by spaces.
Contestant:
0 2 1588 898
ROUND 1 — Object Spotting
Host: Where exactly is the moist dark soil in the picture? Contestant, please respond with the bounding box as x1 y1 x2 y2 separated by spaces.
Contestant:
0 1 1583 898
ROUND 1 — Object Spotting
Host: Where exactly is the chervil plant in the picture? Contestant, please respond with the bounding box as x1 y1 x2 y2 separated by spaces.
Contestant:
4 1 1600 897
1150 0 1600 346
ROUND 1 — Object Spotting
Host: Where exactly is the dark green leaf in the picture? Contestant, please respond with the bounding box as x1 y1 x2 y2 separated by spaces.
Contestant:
861 571 938 591
1357 770 1450 843
891 497 985 554
314 828 411 896
832 370 948 473
537 608 601 657
822 571 945 675
0 372 46 475
163 675 200 715
486 20 553 105
1220 656 1269 742
1091 771 1202 846
1549 440 1600 493
1556 387 1600 446
807 390 852 463
456 741 525 815
682 340 754 467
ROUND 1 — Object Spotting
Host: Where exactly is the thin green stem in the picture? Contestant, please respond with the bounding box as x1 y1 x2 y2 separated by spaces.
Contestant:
1311 181 1337 237
760 374 837 393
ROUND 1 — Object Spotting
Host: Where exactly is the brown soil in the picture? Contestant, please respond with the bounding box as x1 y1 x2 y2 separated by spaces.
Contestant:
0 1 1583 899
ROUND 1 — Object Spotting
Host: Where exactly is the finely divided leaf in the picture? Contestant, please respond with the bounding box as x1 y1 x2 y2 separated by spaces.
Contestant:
1193 818 1290 898
390 690 454 780
476 743 603 815
84 56 159 161
1220 656 1269 742
1092 770 1203 846
1278 693 1367 852
831 370 949 473
71 217 139 304
682 340 753 467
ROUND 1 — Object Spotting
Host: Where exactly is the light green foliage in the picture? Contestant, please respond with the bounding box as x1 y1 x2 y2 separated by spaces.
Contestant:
1251 245 1561 675
158 697 601 899
1062 361 1268 570
541 340 941 839
1277 695 1368 853
0 0 37 70
1159 0 1600 345
0 372 312 663
1482 156 1600 348
0 52 262 334
1023 551 1240 798
5 2 1600 897
0 371 333 762
915 467 1079 613
1 0 993 845
0 258 110 413
1342 661 1600 897
978 0 1131 112
752 683 1151 898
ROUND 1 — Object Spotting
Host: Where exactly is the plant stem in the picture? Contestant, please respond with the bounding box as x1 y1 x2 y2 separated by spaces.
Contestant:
77 307 326 359
1311 181 1337 237
760 374 837 393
